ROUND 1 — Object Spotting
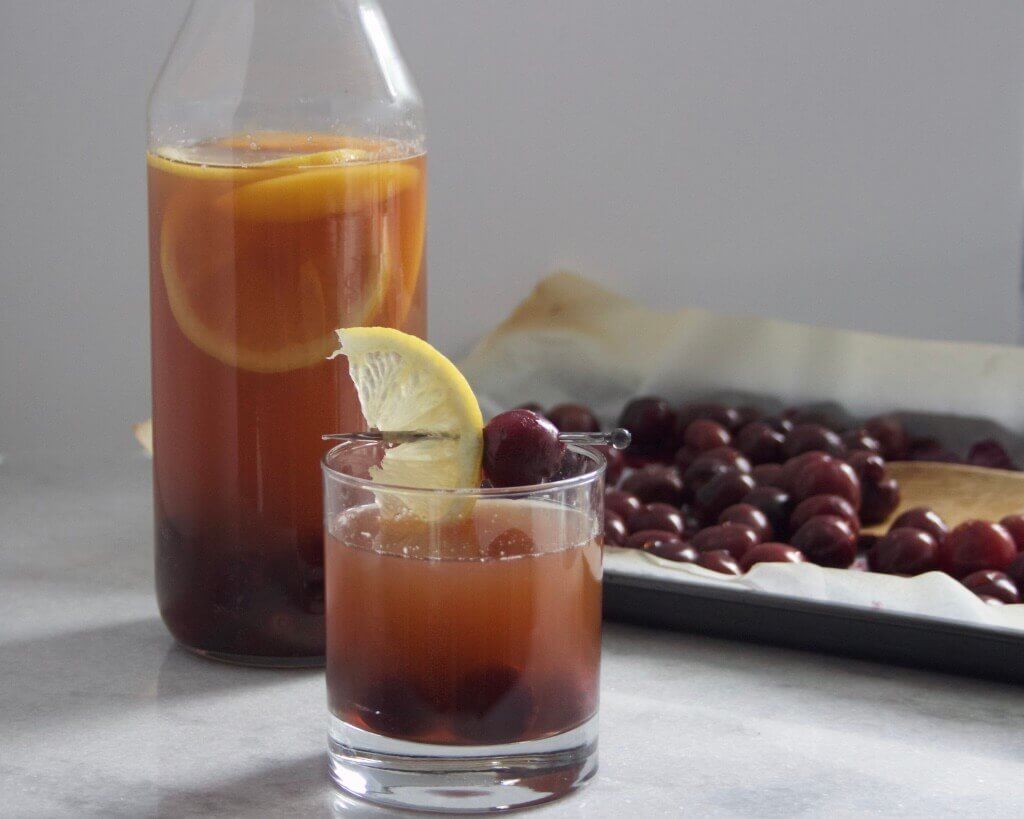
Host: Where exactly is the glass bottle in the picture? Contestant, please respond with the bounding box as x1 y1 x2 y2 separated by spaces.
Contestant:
146 0 425 666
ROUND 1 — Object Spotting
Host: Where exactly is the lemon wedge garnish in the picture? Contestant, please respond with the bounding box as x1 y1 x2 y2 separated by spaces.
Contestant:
332 327 484 520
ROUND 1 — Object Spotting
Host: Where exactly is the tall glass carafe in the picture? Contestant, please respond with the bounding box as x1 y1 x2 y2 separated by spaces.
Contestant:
147 0 425 665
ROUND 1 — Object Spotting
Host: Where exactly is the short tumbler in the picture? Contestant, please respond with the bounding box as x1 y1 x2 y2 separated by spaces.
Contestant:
322 441 604 813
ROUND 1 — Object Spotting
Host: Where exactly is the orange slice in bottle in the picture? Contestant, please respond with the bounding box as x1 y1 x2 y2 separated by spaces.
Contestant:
153 148 424 373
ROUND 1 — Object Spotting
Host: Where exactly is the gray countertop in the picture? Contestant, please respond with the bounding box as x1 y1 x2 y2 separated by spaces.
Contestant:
3 451 1024 818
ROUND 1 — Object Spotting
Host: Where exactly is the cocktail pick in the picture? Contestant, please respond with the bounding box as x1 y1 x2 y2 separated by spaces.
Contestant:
322 428 632 449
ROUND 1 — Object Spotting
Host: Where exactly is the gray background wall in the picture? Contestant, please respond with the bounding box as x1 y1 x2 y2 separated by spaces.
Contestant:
2 1 1024 458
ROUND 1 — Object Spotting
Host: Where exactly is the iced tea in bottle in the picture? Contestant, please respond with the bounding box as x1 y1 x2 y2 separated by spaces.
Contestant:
147 1 424 665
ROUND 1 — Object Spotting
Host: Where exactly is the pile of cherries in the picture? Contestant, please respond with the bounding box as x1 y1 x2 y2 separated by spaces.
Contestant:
484 399 1024 606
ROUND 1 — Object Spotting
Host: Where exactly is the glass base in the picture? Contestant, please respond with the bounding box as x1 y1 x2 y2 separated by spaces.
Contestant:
328 713 598 813
182 643 325 669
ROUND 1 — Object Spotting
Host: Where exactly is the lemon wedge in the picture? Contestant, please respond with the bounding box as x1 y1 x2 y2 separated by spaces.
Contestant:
332 327 484 520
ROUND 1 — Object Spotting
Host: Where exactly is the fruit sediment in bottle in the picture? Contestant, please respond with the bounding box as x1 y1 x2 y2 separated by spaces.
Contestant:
326 500 603 744
148 133 426 661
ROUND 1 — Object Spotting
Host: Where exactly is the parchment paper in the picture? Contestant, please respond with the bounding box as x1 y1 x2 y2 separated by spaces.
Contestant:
461 272 1024 630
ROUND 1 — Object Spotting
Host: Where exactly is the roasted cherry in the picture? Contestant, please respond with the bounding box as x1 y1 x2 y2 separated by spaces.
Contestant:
619 465 685 505
961 570 1020 603
453 665 535 744
998 514 1024 551
605 489 642 520
791 458 861 509
696 549 742 575
860 477 900 525
790 515 857 568
741 486 792 539
691 524 760 559
847 450 887 484
782 424 845 460
751 463 784 487
937 520 1017 578
735 421 786 465
889 507 949 546
683 419 732 453
643 539 698 563
624 529 684 550
675 402 742 437
693 471 757 523
867 528 938 575
598 445 625 485
618 397 676 456
483 410 565 487
627 503 685 536
790 494 859 534
840 428 882 454
719 503 773 542
603 511 628 546
739 542 806 572
547 403 601 433
863 415 909 460
967 439 1016 470
778 451 834 491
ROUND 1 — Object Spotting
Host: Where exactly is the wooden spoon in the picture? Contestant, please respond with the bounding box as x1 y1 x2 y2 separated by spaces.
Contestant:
866 461 1024 533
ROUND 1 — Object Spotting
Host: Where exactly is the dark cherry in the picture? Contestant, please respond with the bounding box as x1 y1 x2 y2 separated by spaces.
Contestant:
619 465 685 505
841 428 882 454
867 528 938 575
598 445 625 485
603 511 628 546
859 477 901 525
782 424 845 460
680 506 703 537
673 446 697 472
739 542 806 572
961 570 1020 604
790 494 859 534
696 549 742 575
857 533 880 553
778 451 834 492
741 486 792 539
735 405 763 428
937 520 1017 578
718 503 773 542
675 402 742 438
889 507 949 546
1005 552 1024 588
618 397 676 456
693 471 757 524
864 415 909 460
791 458 861 510
735 421 786 465
684 419 732 453
683 448 752 494
356 676 435 738
847 450 887 484
605 489 642 520
483 410 564 487
627 503 685 536
762 416 795 434
643 539 698 563
782 406 842 431
453 665 535 744
547 403 601 433
967 439 1016 470
624 529 684 550
998 514 1024 551
790 515 858 568
550 448 589 481
751 463 784 487
691 524 760 559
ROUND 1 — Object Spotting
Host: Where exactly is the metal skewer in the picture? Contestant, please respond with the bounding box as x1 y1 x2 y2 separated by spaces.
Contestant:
322 428 632 450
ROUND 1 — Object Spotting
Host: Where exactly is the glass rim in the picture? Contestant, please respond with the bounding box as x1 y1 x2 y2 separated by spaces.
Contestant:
322 439 606 497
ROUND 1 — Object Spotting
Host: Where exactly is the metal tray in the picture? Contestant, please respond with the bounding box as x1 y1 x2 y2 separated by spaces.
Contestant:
603 570 1024 684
